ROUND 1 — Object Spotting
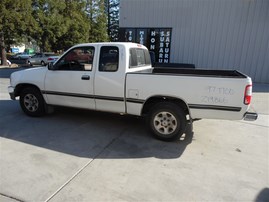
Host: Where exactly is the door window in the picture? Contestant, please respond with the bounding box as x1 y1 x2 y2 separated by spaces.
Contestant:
33 53 42 58
54 47 95 71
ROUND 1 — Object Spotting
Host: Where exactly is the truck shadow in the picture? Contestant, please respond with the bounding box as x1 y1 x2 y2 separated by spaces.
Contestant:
255 188 269 202
0 100 193 159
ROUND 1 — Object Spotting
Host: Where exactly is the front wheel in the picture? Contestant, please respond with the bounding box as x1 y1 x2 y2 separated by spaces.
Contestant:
28 61 32 66
147 102 187 141
20 87 46 117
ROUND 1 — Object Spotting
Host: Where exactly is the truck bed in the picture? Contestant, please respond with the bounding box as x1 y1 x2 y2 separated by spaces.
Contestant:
126 66 251 120
152 68 247 78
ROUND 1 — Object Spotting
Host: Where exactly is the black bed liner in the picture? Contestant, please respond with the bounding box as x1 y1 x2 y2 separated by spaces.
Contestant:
153 63 195 69
152 67 247 78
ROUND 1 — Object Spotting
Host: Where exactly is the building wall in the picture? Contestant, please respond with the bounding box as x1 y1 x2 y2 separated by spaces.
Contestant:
119 0 269 83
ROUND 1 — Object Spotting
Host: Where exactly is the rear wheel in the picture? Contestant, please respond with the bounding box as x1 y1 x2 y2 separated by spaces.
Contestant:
41 61 45 66
20 87 46 117
148 102 187 141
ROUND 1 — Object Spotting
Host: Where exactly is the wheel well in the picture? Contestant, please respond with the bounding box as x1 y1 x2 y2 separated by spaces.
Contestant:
14 84 41 97
142 96 190 117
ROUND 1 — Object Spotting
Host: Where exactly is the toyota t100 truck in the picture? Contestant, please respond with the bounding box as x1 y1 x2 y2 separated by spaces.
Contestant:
8 42 258 141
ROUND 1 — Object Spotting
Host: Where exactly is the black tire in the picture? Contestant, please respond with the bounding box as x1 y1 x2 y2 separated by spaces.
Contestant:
147 102 187 141
28 61 32 66
41 61 45 66
19 87 46 117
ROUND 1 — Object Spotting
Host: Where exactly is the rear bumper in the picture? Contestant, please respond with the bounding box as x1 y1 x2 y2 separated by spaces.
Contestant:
243 112 258 121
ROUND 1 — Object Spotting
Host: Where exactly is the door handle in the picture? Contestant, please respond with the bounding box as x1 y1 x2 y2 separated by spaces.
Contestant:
81 75 90 80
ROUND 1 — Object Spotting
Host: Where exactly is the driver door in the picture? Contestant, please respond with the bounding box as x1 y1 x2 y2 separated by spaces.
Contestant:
44 46 96 110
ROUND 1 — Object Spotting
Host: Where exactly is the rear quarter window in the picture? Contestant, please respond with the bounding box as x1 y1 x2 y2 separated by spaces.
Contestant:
129 48 151 68
99 46 119 72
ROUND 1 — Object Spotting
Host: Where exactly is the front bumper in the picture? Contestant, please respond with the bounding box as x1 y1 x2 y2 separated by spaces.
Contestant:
243 112 258 121
8 86 16 100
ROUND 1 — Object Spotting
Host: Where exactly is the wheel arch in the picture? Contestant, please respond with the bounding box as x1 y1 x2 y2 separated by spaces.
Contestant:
14 83 42 98
141 95 191 118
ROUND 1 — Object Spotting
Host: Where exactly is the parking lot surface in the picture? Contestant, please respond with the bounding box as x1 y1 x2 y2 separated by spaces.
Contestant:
0 68 268 202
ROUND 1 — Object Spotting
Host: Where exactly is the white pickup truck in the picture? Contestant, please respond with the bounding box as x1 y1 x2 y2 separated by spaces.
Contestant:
8 42 257 141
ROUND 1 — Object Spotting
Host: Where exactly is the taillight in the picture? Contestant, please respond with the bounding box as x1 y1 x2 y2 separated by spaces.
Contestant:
47 58 53 61
244 85 252 105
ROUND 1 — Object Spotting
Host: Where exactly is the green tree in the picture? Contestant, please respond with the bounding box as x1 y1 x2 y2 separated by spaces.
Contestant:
55 0 90 51
86 0 109 42
32 0 90 52
31 0 67 52
0 0 35 65
1 0 109 65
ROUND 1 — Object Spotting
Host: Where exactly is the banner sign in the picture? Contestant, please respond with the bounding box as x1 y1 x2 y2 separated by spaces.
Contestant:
119 28 172 63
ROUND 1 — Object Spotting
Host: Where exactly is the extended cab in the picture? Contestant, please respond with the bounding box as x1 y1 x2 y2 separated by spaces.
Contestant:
8 42 258 141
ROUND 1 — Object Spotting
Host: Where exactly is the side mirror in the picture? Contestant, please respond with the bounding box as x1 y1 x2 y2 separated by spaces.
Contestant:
47 62 54 70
